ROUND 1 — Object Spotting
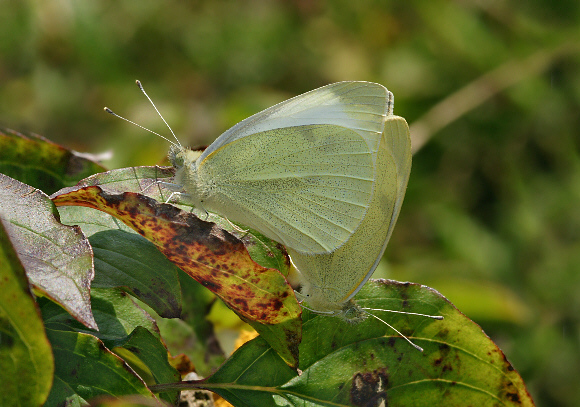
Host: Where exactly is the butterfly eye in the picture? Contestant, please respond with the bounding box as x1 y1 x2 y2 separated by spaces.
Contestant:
174 155 185 168
168 145 184 167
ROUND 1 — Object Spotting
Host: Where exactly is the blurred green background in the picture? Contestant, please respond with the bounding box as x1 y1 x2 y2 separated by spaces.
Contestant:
1 1 579 405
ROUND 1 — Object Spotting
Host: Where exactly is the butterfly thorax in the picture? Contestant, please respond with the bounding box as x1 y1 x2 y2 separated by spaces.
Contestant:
168 145 209 209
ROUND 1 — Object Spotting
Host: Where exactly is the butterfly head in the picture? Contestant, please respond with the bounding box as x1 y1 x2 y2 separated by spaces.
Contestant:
340 300 368 324
168 144 185 169
168 145 202 170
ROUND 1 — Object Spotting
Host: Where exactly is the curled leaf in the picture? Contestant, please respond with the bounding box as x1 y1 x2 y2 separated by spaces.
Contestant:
0 128 106 194
0 173 96 329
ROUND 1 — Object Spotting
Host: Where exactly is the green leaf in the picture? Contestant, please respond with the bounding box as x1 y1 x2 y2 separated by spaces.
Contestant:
90 230 182 318
201 280 534 407
51 166 175 200
112 327 180 405
0 218 55 407
236 227 291 277
88 395 172 406
41 288 176 405
176 268 226 376
57 203 137 237
45 329 156 402
44 377 87 407
205 336 297 407
53 166 292 369
41 287 159 349
0 128 106 194
0 173 96 329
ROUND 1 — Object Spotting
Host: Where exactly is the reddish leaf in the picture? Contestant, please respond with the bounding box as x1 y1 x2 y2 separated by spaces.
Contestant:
0 174 96 329
52 186 301 365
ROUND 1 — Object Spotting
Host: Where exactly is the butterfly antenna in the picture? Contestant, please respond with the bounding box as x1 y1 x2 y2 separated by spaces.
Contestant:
363 308 444 320
103 107 178 147
363 310 425 352
136 80 182 148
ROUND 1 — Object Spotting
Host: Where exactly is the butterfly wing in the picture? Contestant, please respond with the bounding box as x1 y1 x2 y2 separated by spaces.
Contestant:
197 124 375 254
200 82 392 162
289 116 412 311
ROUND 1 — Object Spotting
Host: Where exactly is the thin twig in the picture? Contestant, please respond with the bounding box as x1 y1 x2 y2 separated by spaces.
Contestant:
410 41 580 154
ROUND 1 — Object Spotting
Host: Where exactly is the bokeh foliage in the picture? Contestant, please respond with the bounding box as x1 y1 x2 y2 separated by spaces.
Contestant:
1 1 579 405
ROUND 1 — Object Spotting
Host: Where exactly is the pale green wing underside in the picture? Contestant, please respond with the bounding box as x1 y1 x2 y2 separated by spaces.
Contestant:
197 124 375 254
199 82 392 162
289 116 411 311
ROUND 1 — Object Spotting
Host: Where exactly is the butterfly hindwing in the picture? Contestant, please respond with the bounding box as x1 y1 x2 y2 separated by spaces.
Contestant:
290 116 412 311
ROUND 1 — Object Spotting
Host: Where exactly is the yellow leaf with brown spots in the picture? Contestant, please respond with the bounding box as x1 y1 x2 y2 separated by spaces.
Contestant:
52 183 301 366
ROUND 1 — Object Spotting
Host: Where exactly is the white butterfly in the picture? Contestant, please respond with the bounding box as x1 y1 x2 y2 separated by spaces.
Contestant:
289 112 412 314
166 81 392 255
289 113 443 351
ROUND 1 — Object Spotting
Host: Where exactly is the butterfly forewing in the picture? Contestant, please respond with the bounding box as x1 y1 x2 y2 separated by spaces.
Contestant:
199 82 391 161
197 124 375 254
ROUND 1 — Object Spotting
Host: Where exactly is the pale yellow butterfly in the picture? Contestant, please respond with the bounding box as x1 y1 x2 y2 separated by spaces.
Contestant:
289 108 442 351
289 114 411 311
130 81 393 256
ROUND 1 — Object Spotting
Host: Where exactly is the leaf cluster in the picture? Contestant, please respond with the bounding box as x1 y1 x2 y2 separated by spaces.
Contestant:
0 130 535 406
